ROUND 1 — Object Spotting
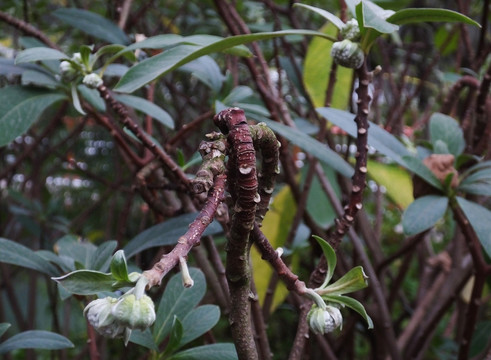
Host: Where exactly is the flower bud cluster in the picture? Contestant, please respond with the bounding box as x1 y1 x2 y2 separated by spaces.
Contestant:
307 304 343 335
84 292 156 345
331 18 364 69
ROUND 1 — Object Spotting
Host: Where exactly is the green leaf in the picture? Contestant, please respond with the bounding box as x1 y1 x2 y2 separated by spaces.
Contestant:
260 119 353 178
305 164 340 227
317 107 410 164
470 321 491 357
0 86 67 147
78 84 106 112
456 197 491 258
321 266 368 295
180 56 225 93
459 166 491 196
114 94 174 129
110 250 130 282
0 331 74 354
153 268 206 344
52 270 115 295
401 156 443 190
293 4 345 29
129 329 158 351
115 30 334 93
402 195 448 235
55 235 97 269
0 323 11 338
387 8 481 27
15 47 68 64
179 305 220 347
90 241 118 272
221 86 254 105
162 317 184 356
0 238 58 276
429 113 465 157
123 213 222 258
303 23 353 108
312 235 337 288
53 8 130 45
323 295 374 329
357 1 398 34
71 83 86 115
21 69 59 89
167 343 238 360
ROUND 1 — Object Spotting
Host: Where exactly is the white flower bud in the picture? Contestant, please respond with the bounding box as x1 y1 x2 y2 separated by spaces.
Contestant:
71 52 83 65
307 305 343 335
84 297 125 338
83 73 103 89
112 294 156 331
340 19 361 41
331 39 364 69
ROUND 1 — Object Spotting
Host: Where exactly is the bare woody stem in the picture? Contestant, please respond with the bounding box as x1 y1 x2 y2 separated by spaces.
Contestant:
214 107 259 360
97 84 191 190
143 174 227 287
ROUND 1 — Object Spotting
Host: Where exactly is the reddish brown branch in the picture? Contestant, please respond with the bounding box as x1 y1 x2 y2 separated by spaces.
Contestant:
143 174 226 286
214 107 259 360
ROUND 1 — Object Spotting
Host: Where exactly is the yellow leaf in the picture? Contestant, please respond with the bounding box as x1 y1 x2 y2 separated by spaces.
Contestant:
251 185 297 313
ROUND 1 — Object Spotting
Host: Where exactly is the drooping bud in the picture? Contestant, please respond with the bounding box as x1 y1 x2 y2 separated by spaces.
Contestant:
340 19 361 41
59 61 77 80
111 294 156 331
307 304 343 335
84 297 125 338
83 73 103 89
331 39 364 69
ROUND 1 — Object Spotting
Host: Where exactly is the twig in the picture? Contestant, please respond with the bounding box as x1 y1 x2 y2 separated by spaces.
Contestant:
0 10 61 50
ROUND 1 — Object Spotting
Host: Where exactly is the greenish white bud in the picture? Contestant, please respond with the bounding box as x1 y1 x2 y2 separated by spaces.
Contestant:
340 19 361 41
71 52 83 65
83 73 103 89
331 39 364 69
112 294 156 331
84 297 125 338
307 305 343 335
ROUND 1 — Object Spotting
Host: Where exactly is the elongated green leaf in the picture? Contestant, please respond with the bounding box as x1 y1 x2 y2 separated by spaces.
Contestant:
78 84 106 112
317 107 443 190
0 331 74 354
180 56 225 93
0 238 58 276
129 329 158 351
321 266 368 295
456 197 491 258
180 305 220 347
15 47 68 64
260 119 353 177
53 8 129 45
123 213 222 258
402 195 448 235
153 268 206 344
317 107 410 163
387 8 480 27
162 317 183 356
90 240 118 272
429 113 465 157
293 4 345 29
71 83 86 115
323 295 374 329
401 156 443 190
312 235 337 288
0 323 11 338
52 270 115 295
357 1 398 34
55 235 97 269
110 250 130 281
458 182 491 196
0 86 67 147
114 94 174 129
21 69 59 89
222 86 254 105
115 30 334 93
167 343 238 360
